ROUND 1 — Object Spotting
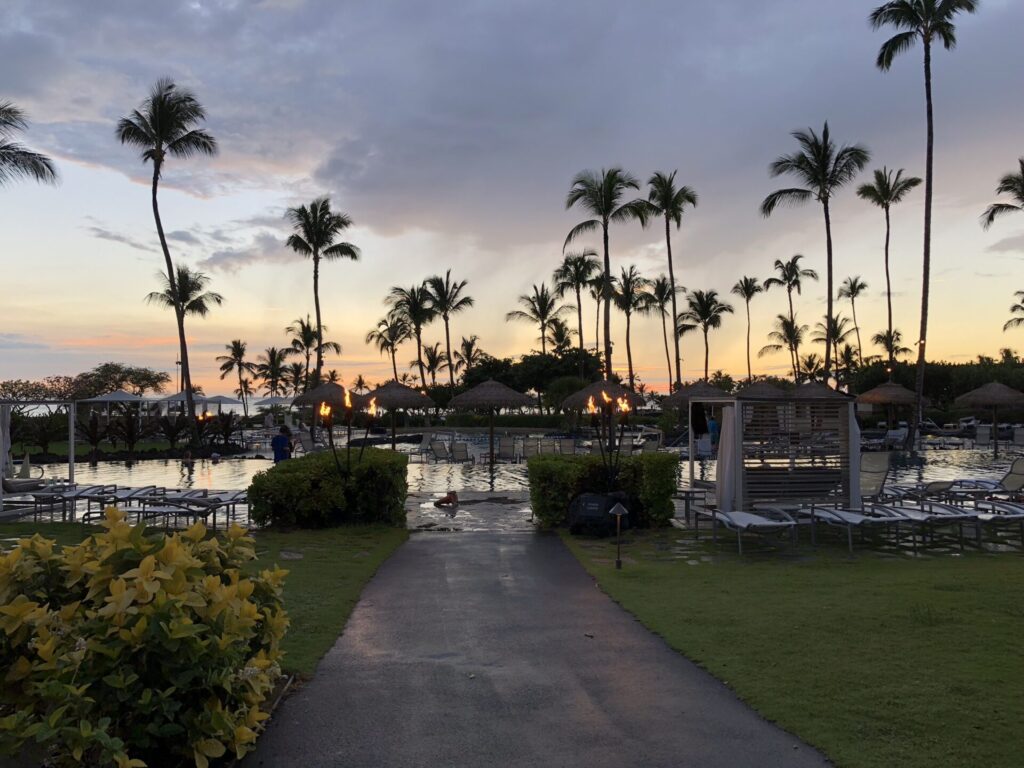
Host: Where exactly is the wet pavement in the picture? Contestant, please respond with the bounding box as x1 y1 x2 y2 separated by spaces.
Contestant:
244 532 829 768
405 491 534 532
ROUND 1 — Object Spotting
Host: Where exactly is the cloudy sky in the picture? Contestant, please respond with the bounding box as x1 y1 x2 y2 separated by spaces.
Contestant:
2 0 1022 393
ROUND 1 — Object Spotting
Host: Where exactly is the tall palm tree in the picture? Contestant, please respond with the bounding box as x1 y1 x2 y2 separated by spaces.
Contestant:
588 270 615 356
872 329 912 361
420 343 448 387
759 314 806 382
1003 291 1024 332
763 254 818 369
506 283 568 357
644 171 697 389
326 369 341 384
613 265 653 389
145 269 224 380
118 78 217 427
799 354 824 383
286 315 340 391
564 168 649 378
731 276 763 383
871 0 979 442
811 314 856 352
856 167 921 364
425 270 473 388
677 289 733 381
366 313 411 382
981 159 1024 229
285 362 307 396
386 284 436 387
352 374 369 393
216 340 255 418
835 344 860 390
760 123 870 383
545 318 576 356
553 249 600 376
0 102 58 186
837 276 869 365
454 335 483 376
645 276 680 389
285 197 359 386
235 377 253 407
255 347 292 397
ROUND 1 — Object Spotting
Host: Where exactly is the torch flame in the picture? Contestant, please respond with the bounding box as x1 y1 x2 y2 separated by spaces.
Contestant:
585 395 598 414
344 388 352 409
369 397 378 417
600 391 612 405
616 397 631 413
319 402 332 418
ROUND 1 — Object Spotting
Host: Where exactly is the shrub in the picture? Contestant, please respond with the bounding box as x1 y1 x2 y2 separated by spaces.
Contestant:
527 453 679 529
0 508 288 768
247 448 408 529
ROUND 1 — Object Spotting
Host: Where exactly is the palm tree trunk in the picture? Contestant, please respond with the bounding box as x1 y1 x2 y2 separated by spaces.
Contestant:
313 253 324 386
238 370 247 418
594 294 600 358
575 286 585 379
665 215 682 389
702 329 709 381
414 327 426 388
787 287 798 381
625 311 635 389
660 310 672 388
851 297 864 365
822 200 834 386
443 315 455 389
539 321 547 356
602 220 613 379
910 40 934 449
391 348 399 382
745 301 752 383
884 205 894 377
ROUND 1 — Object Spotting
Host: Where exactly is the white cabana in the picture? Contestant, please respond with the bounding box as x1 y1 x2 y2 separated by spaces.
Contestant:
79 390 144 403
253 396 294 407
0 399 76 510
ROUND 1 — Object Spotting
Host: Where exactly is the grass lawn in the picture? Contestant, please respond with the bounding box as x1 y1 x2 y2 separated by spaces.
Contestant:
562 529 1024 768
11 439 175 458
0 521 407 677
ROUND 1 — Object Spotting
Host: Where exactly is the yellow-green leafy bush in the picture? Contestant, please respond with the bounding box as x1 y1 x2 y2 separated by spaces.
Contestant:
0 508 288 768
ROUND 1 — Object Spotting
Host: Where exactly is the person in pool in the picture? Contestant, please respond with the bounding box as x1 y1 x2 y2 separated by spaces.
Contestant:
271 426 293 464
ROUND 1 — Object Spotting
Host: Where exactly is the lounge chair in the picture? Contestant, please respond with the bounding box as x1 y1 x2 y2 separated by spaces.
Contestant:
783 503 898 553
523 439 540 459
32 484 116 521
975 425 992 446
883 428 907 448
558 438 576 456
864 501 979 552
430 440 450 463
2 477 45 495
859 451 890 501
698 507 797 554
497 437 517 463
539 439 558 455
953 457 1024 498
451 442 472 464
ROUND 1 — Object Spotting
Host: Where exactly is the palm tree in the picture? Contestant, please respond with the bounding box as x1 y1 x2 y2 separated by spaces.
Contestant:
613 265 653 389
564 168 649 378
118 78 217 427
387 284 436 387
856 167 922 364
835 344 860 390
1003 291 1024 332
326 369 341 384
420 343 448 387
872 329 912 361
677 290 733 381
352 374 369 393
800 354 824 382
588 270 615 356
0 102 58 186
506 283 568 357
760 123 870 383
425 270 474 388
454 335 483 376
645 276 680 389
731 276 763 383
285 197 359 386
398 372 416 386
759 314 806 382
553 250 600 376
366 313 411 382
255 347 292 397
644 171 697 389
871 0 979 441
285 362 307 396
837 277 869 365
763 254 818 369
545 318 576 356
981 159 1024 229
216 340 255 417
145 268 224 366
811 314 856 352
235 377 253 407
286 315 340 390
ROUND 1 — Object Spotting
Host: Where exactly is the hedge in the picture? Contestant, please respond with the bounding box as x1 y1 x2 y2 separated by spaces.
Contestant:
248 449 408 529
526 453 679 528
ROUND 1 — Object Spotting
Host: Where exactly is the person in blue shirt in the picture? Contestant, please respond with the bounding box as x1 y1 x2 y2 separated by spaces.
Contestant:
271 426 293 464
707 414 720 449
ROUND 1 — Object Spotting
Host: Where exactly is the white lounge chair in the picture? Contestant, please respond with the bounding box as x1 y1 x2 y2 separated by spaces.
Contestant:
540 439 558 455
451 442 472 464
699 508 797 554
523 439 540 459
558 438 576 455
430 440 450 463
497 437 517 462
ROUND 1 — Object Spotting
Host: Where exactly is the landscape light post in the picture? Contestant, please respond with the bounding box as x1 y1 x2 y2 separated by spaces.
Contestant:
610 502 627 570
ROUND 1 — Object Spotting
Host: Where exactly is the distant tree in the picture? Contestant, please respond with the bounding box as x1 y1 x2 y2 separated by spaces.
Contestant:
613 265 653 389
731 276 763 383
1003 290 1024 332
677 290 733 381
800 354 824 382
286 315 340 391
453 335 484 377
216 340 255 418
544 317 576 356
646 276 681 389
763 256 817 370
981 158 1024 230
811 315 856 355
0 101 58 186
553 250 600 377
352 374 369 393
285 362 306 395
255 347 292 397
872 329 912 364
420 342 448 387
425 270 473 388
366 313 411 382
759 313 807 382
387 284 436 387
506 283 569 357
838 276 869 366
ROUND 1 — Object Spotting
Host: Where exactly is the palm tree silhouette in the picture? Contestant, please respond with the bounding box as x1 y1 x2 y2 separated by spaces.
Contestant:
731 276 763 384
677 290 733 381
763 255 818 371
0 101 57 186
387 284 436 387
545 318 576 356
613 265 653 389
837 277 869 365
761 123 869 383
857 167 921 364
146 268 223 391
506 283 568 357
216 340 255 418
759 314 807 383
981 159 1024 229
1003 291 1024 332
812 315 856 355
287 315 340 391
871 0 979 441
366 313 411 382
285 197 359 386
565 168 649 378
420 343 448 387
644 171 697 388
872 329 912 362
553 250 599 377
646 276 680 390
425 270 473 388
454 336 483 377
255 347 292 397
118 78 217 430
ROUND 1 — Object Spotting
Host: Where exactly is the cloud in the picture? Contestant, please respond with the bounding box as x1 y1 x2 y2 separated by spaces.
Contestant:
197 232 289 273
0 333 48 351
167 230 202 246
987 233 1024 254
84 224 155 253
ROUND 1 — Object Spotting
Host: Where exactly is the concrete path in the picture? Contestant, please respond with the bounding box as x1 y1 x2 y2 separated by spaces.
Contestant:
245 533 829 767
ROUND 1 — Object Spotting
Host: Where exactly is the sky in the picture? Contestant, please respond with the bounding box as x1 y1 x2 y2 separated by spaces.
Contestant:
2 0 1023 394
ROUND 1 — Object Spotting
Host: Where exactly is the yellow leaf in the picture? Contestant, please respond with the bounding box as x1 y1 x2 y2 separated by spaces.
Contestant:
196 738 226 758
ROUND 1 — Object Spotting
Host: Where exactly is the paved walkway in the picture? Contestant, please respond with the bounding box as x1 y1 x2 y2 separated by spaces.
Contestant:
245 533 829 767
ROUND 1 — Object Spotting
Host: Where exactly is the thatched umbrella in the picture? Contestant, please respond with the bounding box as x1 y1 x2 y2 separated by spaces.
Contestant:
368 381 436 449
955 382 1024 458
560 380 645 412
293 382 369 411
792 382 851 401
662 381 732 409
448 380 534 464
734 381 788 400
855 382 919 406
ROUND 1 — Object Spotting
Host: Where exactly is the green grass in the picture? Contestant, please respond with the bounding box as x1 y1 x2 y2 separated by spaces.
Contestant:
11 440 175 458
0 522 407 677
562 530 1024 768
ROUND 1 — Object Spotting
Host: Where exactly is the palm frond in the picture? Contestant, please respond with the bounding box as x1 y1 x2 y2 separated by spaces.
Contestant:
760 188 812 217
563 219 600 250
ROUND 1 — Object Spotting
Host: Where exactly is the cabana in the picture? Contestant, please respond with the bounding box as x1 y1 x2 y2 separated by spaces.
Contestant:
691 383 860 513
0 398 77 510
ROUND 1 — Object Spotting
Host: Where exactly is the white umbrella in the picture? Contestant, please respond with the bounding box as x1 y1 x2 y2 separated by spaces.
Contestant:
253 396 294 407
79 390 144 403
159 391 209 403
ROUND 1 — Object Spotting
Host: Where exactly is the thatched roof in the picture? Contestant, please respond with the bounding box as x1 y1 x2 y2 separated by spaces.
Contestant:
293 382 371 410
954 381 1024 408
367 380 436 410
791 382 851 401
561 380 645 411
448 380 534 410
855 382 919 406
734 381 788 400
661 381 733 408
